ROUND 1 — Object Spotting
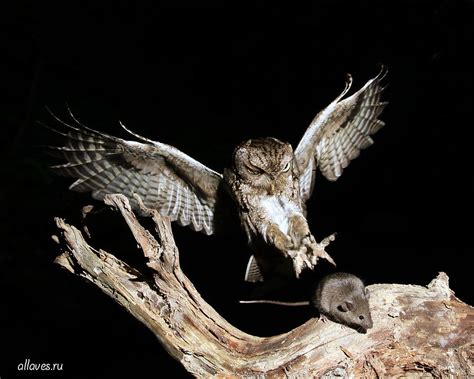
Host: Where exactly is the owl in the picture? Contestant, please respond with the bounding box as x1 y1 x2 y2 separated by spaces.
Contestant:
46 67 387 282
224 137 337 282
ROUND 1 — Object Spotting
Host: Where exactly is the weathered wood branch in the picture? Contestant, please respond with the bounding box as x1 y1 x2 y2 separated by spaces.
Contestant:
53 194 474 377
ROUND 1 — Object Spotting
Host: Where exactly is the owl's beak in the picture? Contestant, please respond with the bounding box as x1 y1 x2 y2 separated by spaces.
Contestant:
266 172 276 181
268 175 276 192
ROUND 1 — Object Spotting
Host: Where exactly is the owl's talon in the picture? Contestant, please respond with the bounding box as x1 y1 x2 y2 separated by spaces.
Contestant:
289 246 318 278
270 219 336 275
303 233 316 244
291 253 308 278
285 231 337 276
320 232 336 248
301 236 310 246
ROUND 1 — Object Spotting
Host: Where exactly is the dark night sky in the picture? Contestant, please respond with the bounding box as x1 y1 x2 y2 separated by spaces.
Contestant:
2 1 473 377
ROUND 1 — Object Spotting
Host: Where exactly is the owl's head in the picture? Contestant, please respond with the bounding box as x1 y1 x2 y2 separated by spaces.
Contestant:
232 137 295 190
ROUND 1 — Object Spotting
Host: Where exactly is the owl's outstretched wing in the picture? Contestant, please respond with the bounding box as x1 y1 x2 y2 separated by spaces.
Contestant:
295 66 388 201
44 112 223 235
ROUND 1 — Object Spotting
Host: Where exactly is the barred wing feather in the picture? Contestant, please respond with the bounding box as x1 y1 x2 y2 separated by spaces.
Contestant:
46 116 222 235
295 66 388 201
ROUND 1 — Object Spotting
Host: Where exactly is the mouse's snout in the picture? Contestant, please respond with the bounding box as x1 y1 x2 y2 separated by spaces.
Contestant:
359 312 373 330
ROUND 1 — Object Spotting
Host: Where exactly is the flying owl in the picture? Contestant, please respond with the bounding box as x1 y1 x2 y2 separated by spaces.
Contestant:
46 67 387 282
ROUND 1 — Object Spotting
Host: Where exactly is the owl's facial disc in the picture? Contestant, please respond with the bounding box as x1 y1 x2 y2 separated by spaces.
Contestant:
232 137 294 183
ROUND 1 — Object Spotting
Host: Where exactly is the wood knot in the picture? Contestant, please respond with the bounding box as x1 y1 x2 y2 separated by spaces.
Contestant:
427 272 452 300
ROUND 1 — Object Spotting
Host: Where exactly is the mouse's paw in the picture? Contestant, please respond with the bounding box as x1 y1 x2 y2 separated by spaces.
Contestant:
318 314 329 323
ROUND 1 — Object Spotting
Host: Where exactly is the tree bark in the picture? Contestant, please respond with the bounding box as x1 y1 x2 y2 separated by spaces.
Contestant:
53 194 474 378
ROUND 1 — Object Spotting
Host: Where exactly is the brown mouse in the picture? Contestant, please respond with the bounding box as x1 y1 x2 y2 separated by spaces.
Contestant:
240 272 373 333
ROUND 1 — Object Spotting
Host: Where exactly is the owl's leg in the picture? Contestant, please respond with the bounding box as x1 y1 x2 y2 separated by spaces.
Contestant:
285 215 314 276
288 214 311 246
265 223 294 252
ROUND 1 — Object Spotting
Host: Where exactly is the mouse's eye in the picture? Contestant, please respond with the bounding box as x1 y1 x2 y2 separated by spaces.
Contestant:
359 315 365 320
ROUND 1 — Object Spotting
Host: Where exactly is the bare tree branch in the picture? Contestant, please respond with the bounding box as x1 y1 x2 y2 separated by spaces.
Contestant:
53 194 474 377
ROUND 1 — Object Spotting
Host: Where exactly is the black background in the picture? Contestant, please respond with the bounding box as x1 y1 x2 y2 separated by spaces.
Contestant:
2 1 473 378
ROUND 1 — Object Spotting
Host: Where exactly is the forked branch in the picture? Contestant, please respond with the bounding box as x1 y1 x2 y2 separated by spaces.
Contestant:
53 194 474 377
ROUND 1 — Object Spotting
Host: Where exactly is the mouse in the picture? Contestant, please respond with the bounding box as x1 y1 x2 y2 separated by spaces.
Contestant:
240 272 373 333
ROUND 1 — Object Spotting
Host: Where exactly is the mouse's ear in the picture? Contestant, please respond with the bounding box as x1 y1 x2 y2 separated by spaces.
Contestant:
337 301 354 312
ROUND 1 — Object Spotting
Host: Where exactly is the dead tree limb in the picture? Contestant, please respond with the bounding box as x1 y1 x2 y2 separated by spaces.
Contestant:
53 194 474 377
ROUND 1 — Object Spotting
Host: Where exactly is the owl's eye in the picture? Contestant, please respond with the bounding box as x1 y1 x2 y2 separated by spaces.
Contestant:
281 161 291 173
245 164 262 175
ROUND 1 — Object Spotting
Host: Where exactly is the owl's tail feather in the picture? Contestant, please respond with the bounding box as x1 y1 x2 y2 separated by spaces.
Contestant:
244 255 264 283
